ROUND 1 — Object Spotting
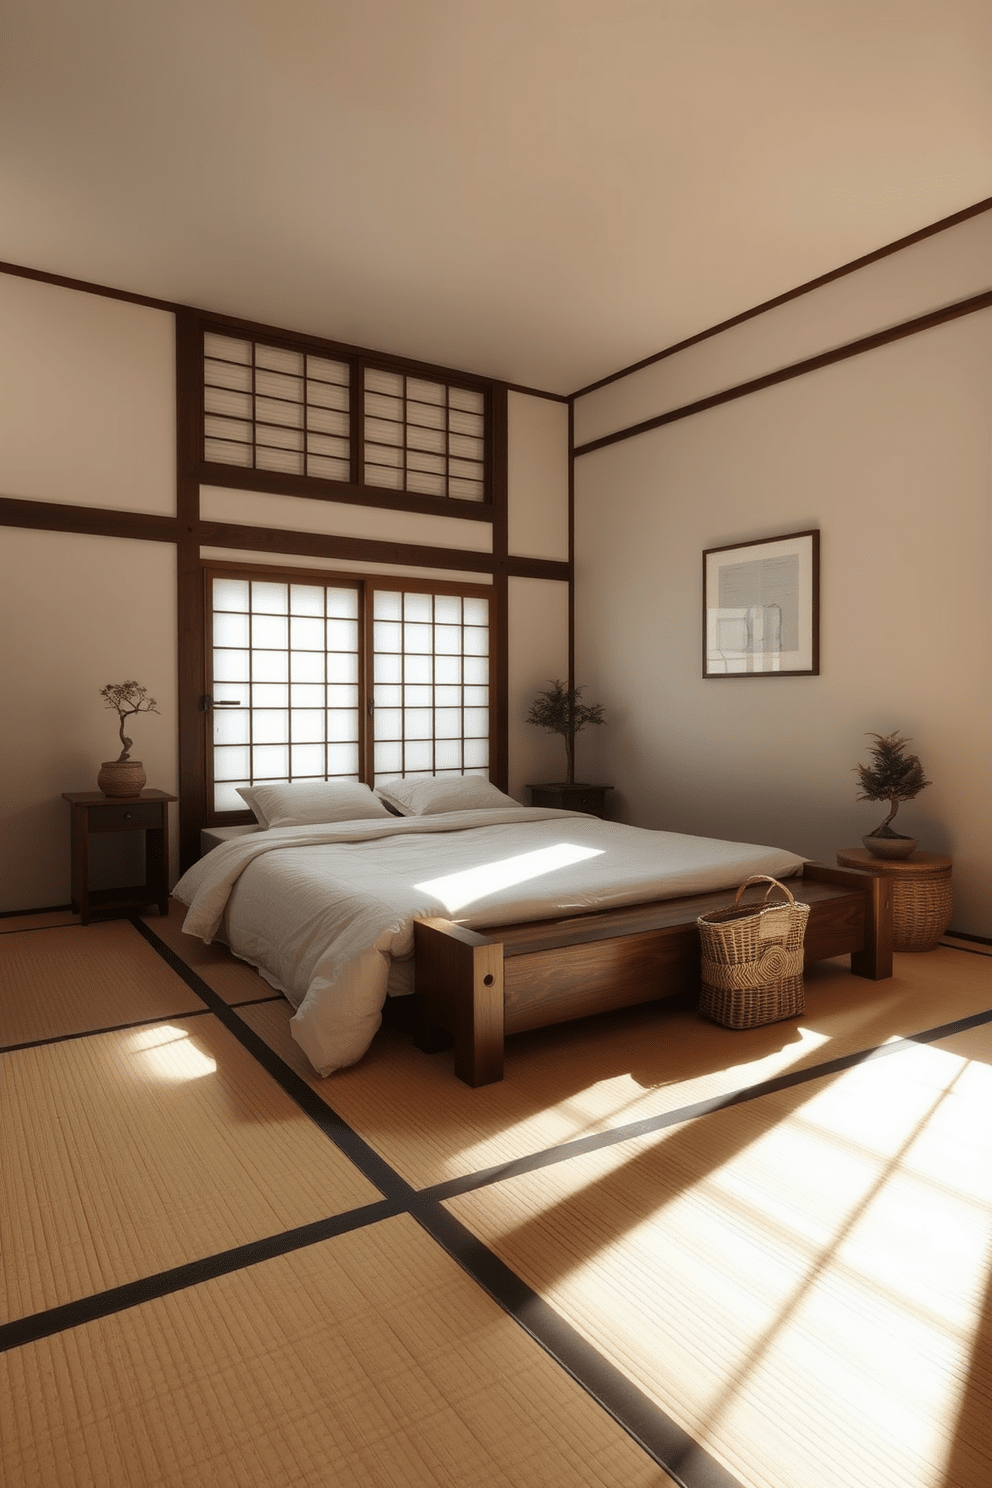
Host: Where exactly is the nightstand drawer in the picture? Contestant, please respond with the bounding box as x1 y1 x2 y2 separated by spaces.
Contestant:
559 789 603 814
86 802 163 831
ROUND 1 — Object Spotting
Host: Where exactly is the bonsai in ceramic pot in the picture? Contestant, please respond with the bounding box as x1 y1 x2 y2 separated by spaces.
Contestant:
854 731 930 860
526 679 605 785
97 681 160 798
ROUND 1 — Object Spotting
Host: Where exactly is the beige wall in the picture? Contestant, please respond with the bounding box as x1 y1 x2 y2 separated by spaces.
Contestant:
507 392 570 561
0 274 176 513
574 216 992 935
506 576 571 801
0 528 178 910
506 392 572 800
200 486 494 552
0 277 179 911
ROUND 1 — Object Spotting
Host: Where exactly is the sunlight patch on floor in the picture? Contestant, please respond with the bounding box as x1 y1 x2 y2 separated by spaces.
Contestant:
453 1022 835 1172
129 1024 218 1080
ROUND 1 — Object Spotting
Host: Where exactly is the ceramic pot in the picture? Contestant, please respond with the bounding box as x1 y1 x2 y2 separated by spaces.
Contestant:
97 760 146 798
862 830 917 860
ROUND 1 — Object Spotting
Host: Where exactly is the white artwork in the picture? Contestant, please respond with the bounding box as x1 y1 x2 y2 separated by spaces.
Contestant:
704 532 818 677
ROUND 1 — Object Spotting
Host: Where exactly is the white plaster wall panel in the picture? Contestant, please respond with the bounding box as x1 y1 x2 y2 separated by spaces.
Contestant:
574 309 992 935
574 208 992 447
199 486 493 553
507 392 570 561
0 529 178 911
506 577 570 803
0 275 175 513
200 546 492 585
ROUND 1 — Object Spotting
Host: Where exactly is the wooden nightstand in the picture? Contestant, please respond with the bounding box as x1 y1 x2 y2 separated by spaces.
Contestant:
62 789 177 925
527 782 613 819
835 848 952 952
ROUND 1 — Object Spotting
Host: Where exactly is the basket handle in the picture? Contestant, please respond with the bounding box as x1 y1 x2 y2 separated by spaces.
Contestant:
732 875 797 909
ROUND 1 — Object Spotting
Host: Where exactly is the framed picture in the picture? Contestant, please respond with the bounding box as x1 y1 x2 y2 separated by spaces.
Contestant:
703 529 819 678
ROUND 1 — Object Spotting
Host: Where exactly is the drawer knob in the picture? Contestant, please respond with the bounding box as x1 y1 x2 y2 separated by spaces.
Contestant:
123 812 133 820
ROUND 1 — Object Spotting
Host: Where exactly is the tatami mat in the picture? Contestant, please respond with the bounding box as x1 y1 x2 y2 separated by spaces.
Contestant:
144 897 278 1004
0 1214 677 1488
0 919 206 1046
1 1013 381 1321
446 1025 992 1488
239 948 992 1189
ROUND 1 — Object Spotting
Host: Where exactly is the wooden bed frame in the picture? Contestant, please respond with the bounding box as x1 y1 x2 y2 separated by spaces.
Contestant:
413 862 893 1086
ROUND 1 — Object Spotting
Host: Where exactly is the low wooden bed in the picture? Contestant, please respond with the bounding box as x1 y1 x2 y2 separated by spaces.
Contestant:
413 862 893 1085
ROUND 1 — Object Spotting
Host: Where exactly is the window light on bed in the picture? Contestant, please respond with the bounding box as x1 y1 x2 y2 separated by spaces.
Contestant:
415 842 603 914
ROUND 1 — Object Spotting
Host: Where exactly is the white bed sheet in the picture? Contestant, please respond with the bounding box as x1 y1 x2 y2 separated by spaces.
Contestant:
172 807 805 1077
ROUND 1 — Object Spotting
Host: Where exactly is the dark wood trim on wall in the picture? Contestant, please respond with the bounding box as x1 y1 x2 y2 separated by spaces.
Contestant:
197 521 566 583
490 384 510 792
175 310 208 869
176 533 205 870
571 194 992 399
492 571 510 794
490 383 510 566
0 499 568 580
567 400 576 689
0 497 177 543
0 259 180 314
573 288 992 458
501 554 571 582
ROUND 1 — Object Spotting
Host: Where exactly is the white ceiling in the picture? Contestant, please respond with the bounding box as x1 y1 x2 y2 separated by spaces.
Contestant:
2 1 990 394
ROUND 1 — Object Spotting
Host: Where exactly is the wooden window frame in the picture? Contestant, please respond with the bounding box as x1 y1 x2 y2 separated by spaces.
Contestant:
194 315 497 522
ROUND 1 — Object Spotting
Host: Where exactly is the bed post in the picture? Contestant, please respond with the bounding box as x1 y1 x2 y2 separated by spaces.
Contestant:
414 919 506 1086
803 862 893 979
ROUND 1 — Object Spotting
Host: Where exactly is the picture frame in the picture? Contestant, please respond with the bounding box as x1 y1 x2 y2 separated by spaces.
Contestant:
703 529 819 678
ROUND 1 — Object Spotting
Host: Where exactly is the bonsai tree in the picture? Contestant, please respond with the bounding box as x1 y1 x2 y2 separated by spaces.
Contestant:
100 681 160 762
526 679 605 785
854 731 930 840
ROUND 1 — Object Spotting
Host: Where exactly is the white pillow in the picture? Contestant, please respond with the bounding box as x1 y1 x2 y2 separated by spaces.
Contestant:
237 780 393 829
375 775 521 817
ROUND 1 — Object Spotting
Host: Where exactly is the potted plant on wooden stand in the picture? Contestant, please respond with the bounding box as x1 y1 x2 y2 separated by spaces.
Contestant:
525 680 610 814
855 731 930 860
527 679 605 785
97 681 160 798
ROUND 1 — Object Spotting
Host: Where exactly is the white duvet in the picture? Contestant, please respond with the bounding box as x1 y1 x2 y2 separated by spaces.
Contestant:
172 807 805 1077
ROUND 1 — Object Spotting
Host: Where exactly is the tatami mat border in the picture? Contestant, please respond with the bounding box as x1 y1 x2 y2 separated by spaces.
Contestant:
13 913 990 1488
0 1200 399 1355
0 1003 212 1056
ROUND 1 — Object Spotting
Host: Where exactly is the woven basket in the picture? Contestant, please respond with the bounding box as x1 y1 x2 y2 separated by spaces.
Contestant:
697 875 810 1030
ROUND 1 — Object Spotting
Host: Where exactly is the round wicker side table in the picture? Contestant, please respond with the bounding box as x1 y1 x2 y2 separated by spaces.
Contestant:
836 848 953 952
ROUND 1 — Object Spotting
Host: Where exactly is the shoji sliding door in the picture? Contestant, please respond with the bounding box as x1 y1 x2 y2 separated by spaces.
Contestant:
370 588 490 785
205 566 492 817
